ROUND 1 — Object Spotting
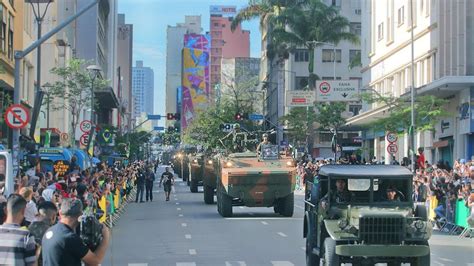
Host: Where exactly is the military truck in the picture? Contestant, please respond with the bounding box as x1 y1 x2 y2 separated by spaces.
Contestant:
188 153 205 193
215 144 296 217
202 153 218 204
303 165 431 266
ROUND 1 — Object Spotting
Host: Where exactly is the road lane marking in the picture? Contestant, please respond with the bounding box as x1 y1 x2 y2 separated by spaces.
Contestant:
176 263 196 266
225 262 247 266
177 208 182 211
188 249 197 255
271 261 294 266
277 232 287 237
178 214 184 217
432 261 445 266
176 202 180 205
439 258 454 262
295 205 304 210
185 234 192 239
261 221 269 225
224 217 300 220
181 223 187 227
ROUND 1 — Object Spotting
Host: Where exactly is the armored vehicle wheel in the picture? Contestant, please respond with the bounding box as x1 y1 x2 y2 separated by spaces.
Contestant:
305 228 319 266
219 188 233 217
190 179 198 193
279 193 294 217
273 204 281 214
323 237 339 266
204 185 214 204
187 179 191 186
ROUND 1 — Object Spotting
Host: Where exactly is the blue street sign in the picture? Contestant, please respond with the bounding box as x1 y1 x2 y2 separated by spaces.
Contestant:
154 126 165 131
249 114 264 121
147 114 162 120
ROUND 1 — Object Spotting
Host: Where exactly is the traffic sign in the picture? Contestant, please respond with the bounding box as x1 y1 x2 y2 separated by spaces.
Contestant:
147 114 162 120
80 133 90 146
4 104 30 129
80 120 93 133
386 132 398 143
315 80 359 102
60 133 69 142
387 143 398 154
249 114 264 121
154 126 165 131
285 90 315 107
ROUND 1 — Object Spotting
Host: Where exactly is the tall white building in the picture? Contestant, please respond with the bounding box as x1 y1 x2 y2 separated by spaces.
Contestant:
165 16 202 126
347 0 474 164
132 61 155 122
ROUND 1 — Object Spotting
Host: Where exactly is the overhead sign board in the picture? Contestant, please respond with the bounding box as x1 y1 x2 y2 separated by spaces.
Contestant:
147 114 162 120
210 5 236 16
285 90 315 107
249 114 264 121
315 80 359 102
154 126 165 131
4 104 30 129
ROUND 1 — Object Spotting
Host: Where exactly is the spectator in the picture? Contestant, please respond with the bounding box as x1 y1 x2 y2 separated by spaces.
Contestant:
0 194 37 266
20 187 38 226
28 201 58 266
41 198 110 266
417 147 426 170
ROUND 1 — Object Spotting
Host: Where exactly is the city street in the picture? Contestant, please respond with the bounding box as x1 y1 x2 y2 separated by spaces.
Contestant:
101 167 474 266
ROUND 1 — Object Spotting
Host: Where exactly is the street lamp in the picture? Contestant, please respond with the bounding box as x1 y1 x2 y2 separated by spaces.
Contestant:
85 65 101 154
306 41 337 80
26 0 54 137
41 82 53 128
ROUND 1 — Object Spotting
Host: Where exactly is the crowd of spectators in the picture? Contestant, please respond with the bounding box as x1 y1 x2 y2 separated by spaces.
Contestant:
295 150 474 234
0 157 153 265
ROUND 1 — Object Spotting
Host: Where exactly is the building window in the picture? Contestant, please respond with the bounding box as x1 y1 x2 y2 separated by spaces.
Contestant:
331 0 341 7
7 13 12 60
350 22 361 35
349 105 362 116
0 5 4 53
294 49 309 62
322 49 341 63
398 6 404 26
349 50 360 63
355 9 361 15
213 22 219 27
295 77 308 90
377 23 384 41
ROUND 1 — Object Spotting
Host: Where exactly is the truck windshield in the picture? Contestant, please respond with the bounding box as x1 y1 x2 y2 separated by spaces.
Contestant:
329 177 411 204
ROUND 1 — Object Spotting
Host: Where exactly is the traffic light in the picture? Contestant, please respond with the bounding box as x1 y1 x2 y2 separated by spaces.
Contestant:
174 126 180 133
234 112 243 121
175 113 181 120
166 113 181 120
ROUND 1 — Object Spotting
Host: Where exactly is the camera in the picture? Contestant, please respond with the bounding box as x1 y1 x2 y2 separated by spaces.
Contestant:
80 215 103 251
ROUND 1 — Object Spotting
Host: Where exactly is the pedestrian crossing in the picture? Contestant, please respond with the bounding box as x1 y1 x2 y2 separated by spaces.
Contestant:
124 262 297 266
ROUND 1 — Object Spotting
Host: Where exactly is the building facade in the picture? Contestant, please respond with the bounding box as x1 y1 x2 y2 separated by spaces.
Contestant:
165 15 201 126
117 13 133 133
132 60 154 122
209 5 250 102
347 0 474 164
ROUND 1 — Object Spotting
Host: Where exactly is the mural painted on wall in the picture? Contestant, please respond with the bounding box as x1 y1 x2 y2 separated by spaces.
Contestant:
181 33 211 130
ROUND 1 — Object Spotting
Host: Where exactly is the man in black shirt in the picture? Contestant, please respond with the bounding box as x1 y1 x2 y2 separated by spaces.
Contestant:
160 167 174 201
42 198 110 266
135 169 146 203
145 168 155 202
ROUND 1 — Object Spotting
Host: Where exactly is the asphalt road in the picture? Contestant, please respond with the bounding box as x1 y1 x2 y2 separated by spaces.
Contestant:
101 166 474 266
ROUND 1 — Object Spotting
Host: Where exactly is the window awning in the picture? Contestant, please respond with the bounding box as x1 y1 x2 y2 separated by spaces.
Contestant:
95 87 119 109
432 140 449 148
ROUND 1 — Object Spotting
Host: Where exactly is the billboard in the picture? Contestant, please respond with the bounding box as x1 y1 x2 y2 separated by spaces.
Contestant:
285 90 315 107
210 5 237 16
181 34 211 130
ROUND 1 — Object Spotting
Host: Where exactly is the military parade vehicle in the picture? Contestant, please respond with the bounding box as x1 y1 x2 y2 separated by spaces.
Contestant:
215 144 296 217
202 153 218 204
303 165 431 266
188 152 205 193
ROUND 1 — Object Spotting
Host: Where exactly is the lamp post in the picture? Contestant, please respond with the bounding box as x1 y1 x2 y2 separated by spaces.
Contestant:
86 65 101 154
409 0 416 173
41 82 53 128
27 0 54 138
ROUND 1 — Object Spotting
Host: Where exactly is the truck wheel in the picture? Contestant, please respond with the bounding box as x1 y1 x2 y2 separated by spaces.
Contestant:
324 237 339 266
190 178 198 193
219 189 233 217
279 193 294 217
204 185 214 204
306 227 320 266
273 203 281 214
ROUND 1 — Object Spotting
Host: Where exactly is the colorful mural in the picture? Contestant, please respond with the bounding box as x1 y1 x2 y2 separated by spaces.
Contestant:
181 33 211 130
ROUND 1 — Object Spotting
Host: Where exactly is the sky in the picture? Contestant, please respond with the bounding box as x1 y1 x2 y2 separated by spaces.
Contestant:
118 0 261 126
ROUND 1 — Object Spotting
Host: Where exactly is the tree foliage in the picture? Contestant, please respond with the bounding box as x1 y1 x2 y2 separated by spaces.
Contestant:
279 107 317 144
47 58 109 146
115 130 151 158
314 102 347 130
361 92 450 132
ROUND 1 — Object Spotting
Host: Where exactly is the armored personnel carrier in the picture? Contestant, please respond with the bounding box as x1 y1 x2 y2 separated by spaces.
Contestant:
215 144 296 217
188 153 205 193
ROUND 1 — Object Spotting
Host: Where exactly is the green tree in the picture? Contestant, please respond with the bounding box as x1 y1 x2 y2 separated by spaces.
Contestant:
361 92 449 132
279 107 317 144
314 102 347 130
271 0 359 88
47 58 108 147
115 130 152 159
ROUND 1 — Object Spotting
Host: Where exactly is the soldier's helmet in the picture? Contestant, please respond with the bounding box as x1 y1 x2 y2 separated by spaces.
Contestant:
262 133 269 138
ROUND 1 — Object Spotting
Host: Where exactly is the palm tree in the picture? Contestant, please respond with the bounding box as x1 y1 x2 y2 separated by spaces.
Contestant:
271 0 359 88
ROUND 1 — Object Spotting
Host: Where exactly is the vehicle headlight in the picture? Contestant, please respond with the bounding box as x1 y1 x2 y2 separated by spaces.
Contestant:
225 161 233 167
286 161 293 167
414 220 425 230
208 160 213 165
193 159 198 163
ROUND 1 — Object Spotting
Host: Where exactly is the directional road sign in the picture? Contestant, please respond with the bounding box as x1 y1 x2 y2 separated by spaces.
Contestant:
4 104 30 129
249 114 264 121
147 114 162 120
154 126 165 131
315 80 359 102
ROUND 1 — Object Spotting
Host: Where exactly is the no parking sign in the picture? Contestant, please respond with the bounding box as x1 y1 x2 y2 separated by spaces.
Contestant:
4 104 30 129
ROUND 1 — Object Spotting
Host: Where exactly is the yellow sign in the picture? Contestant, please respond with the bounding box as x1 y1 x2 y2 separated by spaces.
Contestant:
53 160 70 177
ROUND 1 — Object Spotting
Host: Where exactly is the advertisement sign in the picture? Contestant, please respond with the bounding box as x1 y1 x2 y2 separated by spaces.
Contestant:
53 160 70 177
315 80 359 102
285 90 315 107
210 5 237 16
181 33 211 130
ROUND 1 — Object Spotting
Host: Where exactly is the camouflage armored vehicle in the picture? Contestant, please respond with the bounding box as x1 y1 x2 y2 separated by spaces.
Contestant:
202 153 218 204
304 165 431 266
188 153 205 193
215 144 296 217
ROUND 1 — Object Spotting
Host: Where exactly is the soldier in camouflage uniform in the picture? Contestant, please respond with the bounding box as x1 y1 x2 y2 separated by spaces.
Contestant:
256 133 271 156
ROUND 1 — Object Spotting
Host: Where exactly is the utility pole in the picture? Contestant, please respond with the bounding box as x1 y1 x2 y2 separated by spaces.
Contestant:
410 0 416 173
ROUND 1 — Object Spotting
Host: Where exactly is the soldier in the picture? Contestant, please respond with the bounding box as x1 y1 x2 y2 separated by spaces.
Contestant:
321 179 352 208
256 133 271 156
